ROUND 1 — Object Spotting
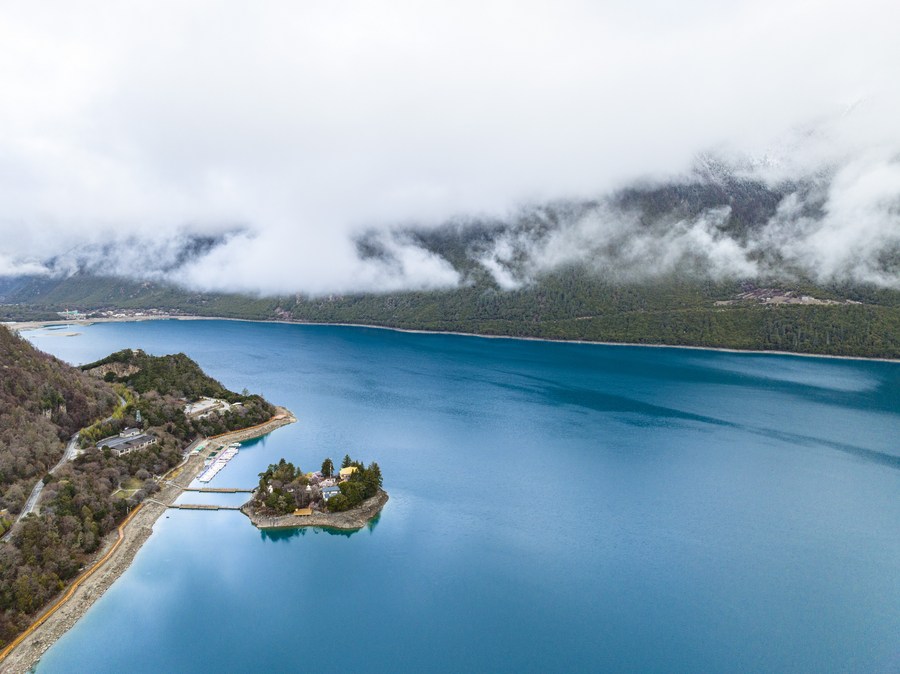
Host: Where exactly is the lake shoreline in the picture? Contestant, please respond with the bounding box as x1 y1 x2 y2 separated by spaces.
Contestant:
242 489 389 531
0 410 296 674
11 315 899 673
7 315 899 364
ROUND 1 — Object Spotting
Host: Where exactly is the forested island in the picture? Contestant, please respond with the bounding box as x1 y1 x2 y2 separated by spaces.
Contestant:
0 328 281 650
244 454 387 530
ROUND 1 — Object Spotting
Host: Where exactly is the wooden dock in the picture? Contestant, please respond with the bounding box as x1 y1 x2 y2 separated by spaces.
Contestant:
170 504 243 511
182 487 254 493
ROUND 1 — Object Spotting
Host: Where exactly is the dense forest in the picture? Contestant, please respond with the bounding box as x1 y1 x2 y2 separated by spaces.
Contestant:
82 349 244 398
0 332 277 648
0 441 183 637
3 269 897 358
0 327 117 518
282 273 900 358
79 349 275 442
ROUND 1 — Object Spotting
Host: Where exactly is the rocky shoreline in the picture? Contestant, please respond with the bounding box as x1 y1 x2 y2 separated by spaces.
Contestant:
242 489 389 531
0 504 161 674
0 410 296 674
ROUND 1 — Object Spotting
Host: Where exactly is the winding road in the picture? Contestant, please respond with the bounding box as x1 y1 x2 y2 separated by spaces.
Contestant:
3 395 126 539
3 432 80 541
15 433 81 522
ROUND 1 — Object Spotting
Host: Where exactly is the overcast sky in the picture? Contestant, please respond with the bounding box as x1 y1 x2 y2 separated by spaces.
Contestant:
1 0 898 292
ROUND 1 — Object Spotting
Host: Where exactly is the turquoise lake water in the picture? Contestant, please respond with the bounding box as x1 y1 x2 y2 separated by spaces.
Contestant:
23 320 900 673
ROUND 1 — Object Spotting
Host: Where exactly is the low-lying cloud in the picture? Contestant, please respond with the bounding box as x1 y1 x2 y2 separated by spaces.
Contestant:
476 152 900 289
0 1 898 294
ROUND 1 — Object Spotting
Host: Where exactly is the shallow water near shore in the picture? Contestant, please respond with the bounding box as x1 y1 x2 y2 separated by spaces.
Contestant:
23 320 900 673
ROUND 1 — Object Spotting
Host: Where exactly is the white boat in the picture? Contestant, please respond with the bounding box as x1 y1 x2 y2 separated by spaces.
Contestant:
197 443 241 483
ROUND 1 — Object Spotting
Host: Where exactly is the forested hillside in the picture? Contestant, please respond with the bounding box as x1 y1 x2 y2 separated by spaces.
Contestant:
4 269 898 358
2 173 898 358
0 327 117 520
79 349 276 440
281 272 900 358
0 332 276 648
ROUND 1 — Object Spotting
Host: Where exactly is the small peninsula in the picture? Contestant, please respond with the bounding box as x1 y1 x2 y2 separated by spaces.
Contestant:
243 455 388 530
0 330 296 671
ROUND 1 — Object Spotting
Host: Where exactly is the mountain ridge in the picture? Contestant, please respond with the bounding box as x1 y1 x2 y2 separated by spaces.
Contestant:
2 172 898 358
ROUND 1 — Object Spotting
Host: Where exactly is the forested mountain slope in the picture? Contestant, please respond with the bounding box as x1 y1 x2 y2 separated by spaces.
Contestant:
0 327 117 519
4 269 898 358
0 330 277 648
2 172 898 358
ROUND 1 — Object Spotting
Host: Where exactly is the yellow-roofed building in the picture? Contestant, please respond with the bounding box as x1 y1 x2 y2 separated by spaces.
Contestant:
339 466 358 480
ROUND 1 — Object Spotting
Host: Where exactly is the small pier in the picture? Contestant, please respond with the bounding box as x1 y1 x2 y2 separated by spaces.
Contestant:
198 443 240 483
169 504 243 511
182 487 253 493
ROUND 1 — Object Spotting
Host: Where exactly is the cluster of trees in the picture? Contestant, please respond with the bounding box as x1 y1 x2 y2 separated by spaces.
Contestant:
278 273 899 359
5 265 898 359
326 455 383 513
0 304 58 322
0 330 278 648
0 272 281 321
83 349 249 401
251 454 383 516
253 459 312 516
0 438 183 647
77 351 275 447
79 393 273 450
0 326 117 515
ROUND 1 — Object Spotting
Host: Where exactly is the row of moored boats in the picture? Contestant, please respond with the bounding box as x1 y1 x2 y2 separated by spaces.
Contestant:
197 443 240 483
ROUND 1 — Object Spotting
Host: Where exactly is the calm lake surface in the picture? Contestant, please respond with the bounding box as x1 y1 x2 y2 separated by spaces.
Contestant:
23 320 900 673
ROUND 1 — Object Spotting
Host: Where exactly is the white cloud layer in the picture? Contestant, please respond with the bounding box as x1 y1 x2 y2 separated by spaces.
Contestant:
0 0 898 293
477 151 900 289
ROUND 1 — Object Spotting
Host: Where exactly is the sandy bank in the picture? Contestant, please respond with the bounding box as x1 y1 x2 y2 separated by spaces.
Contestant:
243 489 389 531
0 410 296 674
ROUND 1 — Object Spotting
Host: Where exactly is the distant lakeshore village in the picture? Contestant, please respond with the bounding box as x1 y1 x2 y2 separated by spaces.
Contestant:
56 308 179 321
